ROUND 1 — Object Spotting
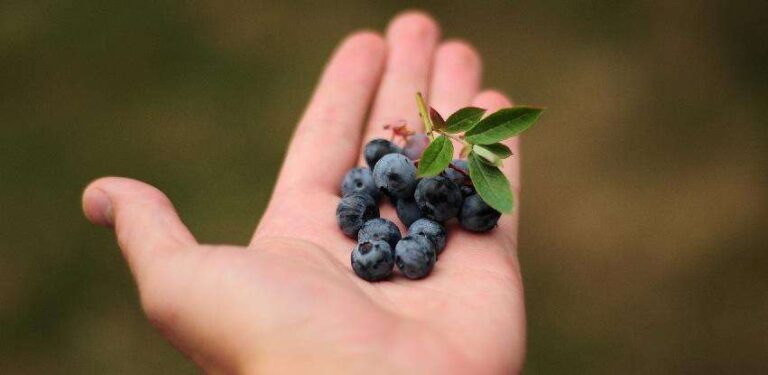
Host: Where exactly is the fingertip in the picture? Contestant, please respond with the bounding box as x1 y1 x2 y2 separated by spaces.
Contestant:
326 30 387 85
339 30 386 58
82 176 143 227
436 39 482 73
82 176 180 230
474 89 514 109
82 185 113 227
387 10 441 41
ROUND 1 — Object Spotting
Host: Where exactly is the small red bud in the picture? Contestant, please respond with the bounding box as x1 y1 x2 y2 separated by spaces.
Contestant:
429 107 445 130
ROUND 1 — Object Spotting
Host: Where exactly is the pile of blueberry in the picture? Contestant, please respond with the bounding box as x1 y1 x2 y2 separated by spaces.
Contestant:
336 135 501 282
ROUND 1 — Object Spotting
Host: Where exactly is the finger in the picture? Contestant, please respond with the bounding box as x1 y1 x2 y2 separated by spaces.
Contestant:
471 90 521 235
429 40 482 157
274 31 387 195
82 177 196 281
429 40 482 119
363 11 440 145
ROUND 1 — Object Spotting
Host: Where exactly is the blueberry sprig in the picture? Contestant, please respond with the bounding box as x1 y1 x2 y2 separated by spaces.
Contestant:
337 93 543 281
415 92 543 214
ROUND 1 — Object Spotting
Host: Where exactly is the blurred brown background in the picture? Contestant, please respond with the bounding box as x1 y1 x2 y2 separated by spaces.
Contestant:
1 0 766 373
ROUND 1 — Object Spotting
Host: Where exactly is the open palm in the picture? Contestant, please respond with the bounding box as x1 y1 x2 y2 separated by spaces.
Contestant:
83 12 526 374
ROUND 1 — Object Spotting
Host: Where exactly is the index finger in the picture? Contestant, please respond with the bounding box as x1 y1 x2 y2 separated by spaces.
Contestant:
273 31 387 196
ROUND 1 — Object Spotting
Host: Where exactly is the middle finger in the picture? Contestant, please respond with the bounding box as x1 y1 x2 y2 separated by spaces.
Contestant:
362 11 441 148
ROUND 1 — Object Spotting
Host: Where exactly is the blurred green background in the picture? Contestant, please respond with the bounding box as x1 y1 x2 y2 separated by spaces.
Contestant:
1 0 766 373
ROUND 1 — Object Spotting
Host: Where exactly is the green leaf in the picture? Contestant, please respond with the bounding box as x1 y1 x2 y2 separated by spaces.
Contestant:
417 135 454 177
479 142 512 159
468 152 514 213
472 144 502 167
465 107 543 144
444 107 486 133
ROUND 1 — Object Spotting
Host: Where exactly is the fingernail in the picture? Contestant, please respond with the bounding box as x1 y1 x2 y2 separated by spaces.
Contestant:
86 188 114 227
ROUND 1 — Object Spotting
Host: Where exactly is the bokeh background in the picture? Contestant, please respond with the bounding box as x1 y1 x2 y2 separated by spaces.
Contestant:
2 0 766 373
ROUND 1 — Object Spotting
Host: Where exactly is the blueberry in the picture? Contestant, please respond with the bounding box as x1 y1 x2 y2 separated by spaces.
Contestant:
364 139 402 169
341 167 380 202
351 240 394 281
358 218 401 249
395 197 423 227
460 185 476 197
402 133 430 160
459 194 501 232
394 235 436 279
372 153 418 199
408 219 447 255
414 176 463 222
442 159 475 197
443 159 468 182
336 193 379 237
453 159 468 170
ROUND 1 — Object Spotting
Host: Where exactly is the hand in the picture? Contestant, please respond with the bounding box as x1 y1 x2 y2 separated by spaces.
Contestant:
82 11 525 374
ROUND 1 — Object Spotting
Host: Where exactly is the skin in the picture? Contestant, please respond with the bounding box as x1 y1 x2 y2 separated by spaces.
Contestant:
82 11 526 374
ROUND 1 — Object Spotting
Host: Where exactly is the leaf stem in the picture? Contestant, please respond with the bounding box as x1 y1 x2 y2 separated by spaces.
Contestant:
438 130 471 148
416 92 434 140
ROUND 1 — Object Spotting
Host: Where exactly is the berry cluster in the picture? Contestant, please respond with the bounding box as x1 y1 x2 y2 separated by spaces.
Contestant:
337 136 499 281
336 93 542 281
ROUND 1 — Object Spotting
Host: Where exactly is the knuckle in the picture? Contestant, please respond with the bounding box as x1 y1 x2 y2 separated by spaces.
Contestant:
136 262 179 328
139 285 176 328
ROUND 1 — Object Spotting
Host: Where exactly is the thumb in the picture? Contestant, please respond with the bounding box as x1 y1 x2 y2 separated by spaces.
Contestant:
82 177 196 281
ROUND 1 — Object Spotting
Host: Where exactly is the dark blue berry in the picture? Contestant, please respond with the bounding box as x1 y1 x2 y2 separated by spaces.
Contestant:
460 185 476 197
336 193 379 237
395 197 423 227
373 153 418 199
443 159 475 197
414 176 463 222
394 235 436 279
351 240 394 281
341 167 380 202
358 218 401 249
408 219 447 255
364 139 402 169
443 159 468 182
459 194 501 232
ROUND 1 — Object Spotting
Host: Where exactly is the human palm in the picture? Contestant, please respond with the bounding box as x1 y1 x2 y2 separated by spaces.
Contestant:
83 12 526 374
